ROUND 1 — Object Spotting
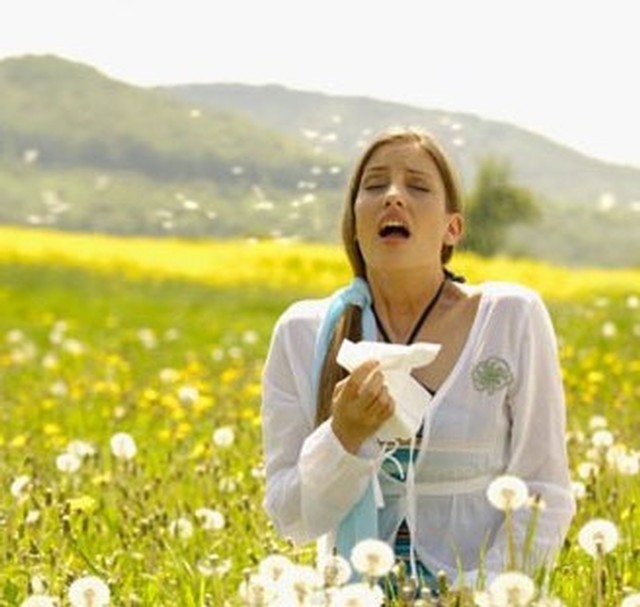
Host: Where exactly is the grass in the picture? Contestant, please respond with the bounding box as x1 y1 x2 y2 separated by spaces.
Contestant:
0 225 638 605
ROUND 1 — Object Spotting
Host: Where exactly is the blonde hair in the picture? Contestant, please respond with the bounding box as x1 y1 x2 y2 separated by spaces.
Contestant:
315 126 463 426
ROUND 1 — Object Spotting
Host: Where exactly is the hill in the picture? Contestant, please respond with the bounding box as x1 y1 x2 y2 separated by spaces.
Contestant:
0 54 638 266
161 82 640 208
0 54 344 238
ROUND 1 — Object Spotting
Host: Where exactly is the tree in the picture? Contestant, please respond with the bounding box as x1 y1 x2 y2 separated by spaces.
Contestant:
463 157 540 256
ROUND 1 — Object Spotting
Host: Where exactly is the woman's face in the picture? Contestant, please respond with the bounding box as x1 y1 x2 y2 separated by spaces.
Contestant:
353 140 462 274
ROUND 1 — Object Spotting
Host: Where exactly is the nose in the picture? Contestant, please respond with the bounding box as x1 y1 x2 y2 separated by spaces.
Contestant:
383 184 405 207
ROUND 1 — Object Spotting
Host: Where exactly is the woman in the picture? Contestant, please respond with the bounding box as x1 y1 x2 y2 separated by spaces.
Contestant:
261 126 575 593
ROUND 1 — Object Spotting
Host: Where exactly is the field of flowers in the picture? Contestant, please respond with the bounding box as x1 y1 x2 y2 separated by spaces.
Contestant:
0 226 638 606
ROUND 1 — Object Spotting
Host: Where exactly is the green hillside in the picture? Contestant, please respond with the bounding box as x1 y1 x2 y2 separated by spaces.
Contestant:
1 54 639 266
0 55 345 238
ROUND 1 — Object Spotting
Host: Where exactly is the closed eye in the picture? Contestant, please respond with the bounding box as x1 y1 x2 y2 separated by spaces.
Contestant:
363 181 387 191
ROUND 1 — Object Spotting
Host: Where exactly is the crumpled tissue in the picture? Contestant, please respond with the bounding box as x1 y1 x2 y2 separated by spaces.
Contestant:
336 339 441 441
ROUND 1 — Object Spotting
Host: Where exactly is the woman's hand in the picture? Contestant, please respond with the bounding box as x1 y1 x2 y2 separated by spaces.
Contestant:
330 359 395 454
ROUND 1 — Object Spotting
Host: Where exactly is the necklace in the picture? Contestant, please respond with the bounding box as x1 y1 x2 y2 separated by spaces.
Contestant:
372 278 447 345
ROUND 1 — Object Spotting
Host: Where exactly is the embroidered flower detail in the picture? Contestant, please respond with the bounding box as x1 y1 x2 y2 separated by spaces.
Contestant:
472 357 513 395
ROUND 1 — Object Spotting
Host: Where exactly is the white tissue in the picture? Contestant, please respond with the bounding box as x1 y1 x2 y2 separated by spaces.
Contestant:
336 339 441 441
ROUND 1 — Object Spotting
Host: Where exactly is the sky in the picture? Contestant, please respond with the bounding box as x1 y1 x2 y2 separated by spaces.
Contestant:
2 0 639 168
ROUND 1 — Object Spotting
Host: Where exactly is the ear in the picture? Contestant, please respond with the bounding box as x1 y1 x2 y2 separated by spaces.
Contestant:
443 213 464 246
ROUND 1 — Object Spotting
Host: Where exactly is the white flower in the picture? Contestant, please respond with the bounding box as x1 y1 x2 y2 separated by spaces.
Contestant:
196 554 231 577
42 352 59 370
68 575 110 607
486 475 529 511
194 507 225 531
621 594 640 607
473 590 493 607
577 461 599 480
321 553 352 586
177 384 199 405
67 440 96 459
276 564 322 597
258 554 294 582
10 475 31 500
591 429 614 449
20 596 58 607
238 572 277 605
589 415 608 430
570 481 587 500
56 453 82 474
607 446 640 475
212 426 235 448
159 368 180 384
25 510 41 525
332 582 384 606
601 321 617 338
626 295 639 309
168 517 194 540
137 328 157 349
350 538 395 578
49 380 69 398
110 432 137 460
6 328 25 344
30 574 48 595
488 571 536 606
62 338 85 356
577 518 619 557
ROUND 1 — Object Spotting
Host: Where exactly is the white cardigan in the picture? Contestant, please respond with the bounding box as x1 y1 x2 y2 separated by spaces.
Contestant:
261 281 575 586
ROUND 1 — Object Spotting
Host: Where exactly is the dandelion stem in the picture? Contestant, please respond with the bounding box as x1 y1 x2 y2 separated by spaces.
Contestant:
505 507 516 570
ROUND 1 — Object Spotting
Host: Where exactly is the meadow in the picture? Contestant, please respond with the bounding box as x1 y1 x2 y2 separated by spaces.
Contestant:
0 226 638 606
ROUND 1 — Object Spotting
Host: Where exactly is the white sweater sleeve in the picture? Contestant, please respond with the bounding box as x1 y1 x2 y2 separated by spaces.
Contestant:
261 305 379 545
482 292 576 577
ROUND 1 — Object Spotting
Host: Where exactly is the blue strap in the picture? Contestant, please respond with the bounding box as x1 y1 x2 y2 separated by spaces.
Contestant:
311 277 378 562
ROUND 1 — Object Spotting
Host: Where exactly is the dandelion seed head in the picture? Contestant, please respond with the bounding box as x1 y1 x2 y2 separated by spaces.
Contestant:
577 518 619 557
473 591 493 607
168 517 194 540
488 571 536 606
257 554 293 582
29 574 48 595
25 509 41 525
137 328 157 349
56 452 82 474
487 475 529 511
177 385 199 405
110 432 137 460
67 440 96 459
159 368 180 384
601 321 617 338
212 426 235 448
621 594 640 607
577 461 599 480
350 538 395 578
591 429 614 449
626 295 639 309
321 553 352 587
570 480 587 500
194 507 225 531
333 582 384 606
68 575 110 607
10 474 31 499
41 352 59 369
238 572 277 604
589 415 608 430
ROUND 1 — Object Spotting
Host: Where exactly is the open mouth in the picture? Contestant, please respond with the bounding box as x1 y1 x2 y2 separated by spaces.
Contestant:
378 220 411 238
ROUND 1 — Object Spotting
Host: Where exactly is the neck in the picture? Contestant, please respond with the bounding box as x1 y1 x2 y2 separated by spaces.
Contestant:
367 266 446 342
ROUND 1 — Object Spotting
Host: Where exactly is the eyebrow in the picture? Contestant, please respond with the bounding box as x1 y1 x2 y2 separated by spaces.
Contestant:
363 165 432 178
